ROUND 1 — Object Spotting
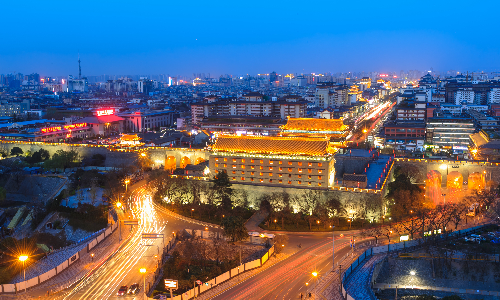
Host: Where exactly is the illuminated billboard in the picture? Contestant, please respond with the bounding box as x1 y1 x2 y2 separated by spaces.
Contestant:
41 123 87 133
97 109 114 116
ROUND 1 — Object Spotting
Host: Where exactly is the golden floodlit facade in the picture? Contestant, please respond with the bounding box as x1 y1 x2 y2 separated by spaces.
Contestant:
280 117 349 147
209 135 336 188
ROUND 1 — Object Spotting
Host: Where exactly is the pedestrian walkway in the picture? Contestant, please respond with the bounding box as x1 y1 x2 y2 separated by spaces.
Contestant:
11 243 87 283
344 254 385 300
4 219 133 299
245 210 268 232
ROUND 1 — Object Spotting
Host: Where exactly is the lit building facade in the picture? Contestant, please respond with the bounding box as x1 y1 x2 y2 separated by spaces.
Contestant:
209 136 336 188
280 117 349 146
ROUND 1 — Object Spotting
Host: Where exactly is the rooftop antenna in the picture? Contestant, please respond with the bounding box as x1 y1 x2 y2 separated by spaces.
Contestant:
78 53 82 79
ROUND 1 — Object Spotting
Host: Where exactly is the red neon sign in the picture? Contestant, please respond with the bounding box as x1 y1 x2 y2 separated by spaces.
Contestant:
41 123 87 133
97 109 114 116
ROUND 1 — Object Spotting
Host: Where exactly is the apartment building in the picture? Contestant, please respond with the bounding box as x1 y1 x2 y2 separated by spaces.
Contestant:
191 94 307 125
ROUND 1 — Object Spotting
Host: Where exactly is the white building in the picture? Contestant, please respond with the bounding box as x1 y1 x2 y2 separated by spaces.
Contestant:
455 89 475 105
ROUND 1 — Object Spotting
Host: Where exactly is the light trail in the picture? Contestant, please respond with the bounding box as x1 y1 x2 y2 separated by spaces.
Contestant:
62 186 166 300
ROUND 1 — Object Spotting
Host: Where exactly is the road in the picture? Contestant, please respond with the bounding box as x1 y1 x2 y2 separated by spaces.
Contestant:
210 232 370 300
59 184 211 300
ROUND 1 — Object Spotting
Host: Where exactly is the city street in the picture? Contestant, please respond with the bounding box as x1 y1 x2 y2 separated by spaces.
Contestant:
56 183 211 300
209 232 368 300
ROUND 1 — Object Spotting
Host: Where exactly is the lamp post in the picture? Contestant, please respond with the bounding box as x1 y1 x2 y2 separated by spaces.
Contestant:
124 179 130 193
19 255 28 293
140 267 146 300
191 208 194 217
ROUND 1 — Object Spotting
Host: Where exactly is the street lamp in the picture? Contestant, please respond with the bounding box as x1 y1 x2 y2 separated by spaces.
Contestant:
141 152 146 157
140 267 147 300
124 179 130 192
91 253 94 262
116 202 122 208
19 255 28 293
191 208 194 217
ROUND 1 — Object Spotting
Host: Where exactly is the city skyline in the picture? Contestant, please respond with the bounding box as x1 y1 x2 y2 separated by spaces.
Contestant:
2 0 500 76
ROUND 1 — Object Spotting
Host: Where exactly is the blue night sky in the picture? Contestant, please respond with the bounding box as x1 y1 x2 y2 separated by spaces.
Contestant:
1 0 499 76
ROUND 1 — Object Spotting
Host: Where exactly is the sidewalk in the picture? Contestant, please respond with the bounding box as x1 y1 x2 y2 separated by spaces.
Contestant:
4 223 133 299
244 210 268 232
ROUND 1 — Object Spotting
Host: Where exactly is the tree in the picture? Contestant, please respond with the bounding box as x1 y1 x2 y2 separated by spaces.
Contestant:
325 196 342 225
89 178 99 206
10 147 23 157
221 216 248 242
211 171 233 211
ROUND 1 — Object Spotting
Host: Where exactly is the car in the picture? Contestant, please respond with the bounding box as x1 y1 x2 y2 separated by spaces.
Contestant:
117 285 128 296
128 283 140 295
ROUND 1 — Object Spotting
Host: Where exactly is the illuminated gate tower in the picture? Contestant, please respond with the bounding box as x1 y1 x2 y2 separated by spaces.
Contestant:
209 135 337 188
280 117 350 148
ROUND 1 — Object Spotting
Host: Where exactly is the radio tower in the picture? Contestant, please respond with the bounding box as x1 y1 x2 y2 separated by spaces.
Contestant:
78 54 82 79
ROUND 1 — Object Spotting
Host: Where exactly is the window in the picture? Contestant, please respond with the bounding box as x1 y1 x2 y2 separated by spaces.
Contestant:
251 178 254 182
298 181 302 184
298 175 302 179
279 180 282 183
278 174 282 178
288 162 293 165
251 172 255 175
318 170 322 174
269 179 273 183
288 181 292 184
308 175 311 179
269 167 273 170
269 173 273 177
251 159 255 163
260 179 264 182
233 158 237 162
318 183 322 186
215 170 219 173
308 162 312 167
260 160 264 164
232 165 236 168
260 166 264 170
241 165 245 169
215 158 219 162
288 168 293 172
318 163 322 167
298 168 302 173
224 158 227 162
270 160 274 164
298 162 302 166
279 167 282 171
318 176 322 180
279 161 283 164
232 177 236 180
259 172 263 176
232 171 236 174
251 166 255 169
308 182 312 186
241 171 245 174
308 169 312 173
241 159 245 163
223 164 227 167
215 163 219 167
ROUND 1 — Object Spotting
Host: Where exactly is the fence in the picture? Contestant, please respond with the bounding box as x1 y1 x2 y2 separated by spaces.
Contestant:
164 245 275 300
340 223 491 300
0 221 119 294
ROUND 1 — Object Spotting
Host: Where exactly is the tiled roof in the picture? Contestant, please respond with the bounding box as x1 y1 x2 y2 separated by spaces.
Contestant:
343 174 367 182
212 136 330 156
282 118 347 132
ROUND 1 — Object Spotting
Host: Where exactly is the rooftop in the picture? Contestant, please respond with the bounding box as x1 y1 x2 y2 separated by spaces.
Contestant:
282 117 347 132
212 135 332 156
